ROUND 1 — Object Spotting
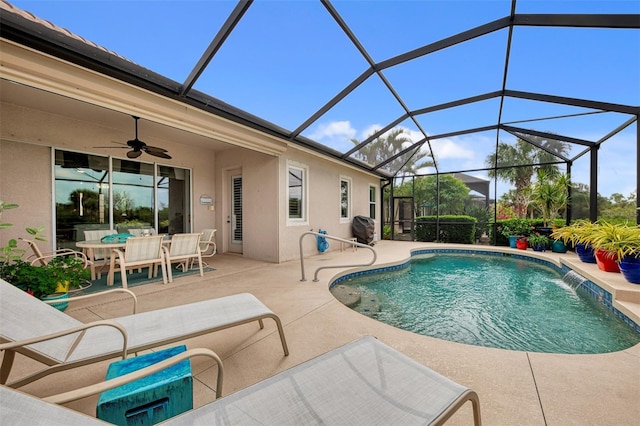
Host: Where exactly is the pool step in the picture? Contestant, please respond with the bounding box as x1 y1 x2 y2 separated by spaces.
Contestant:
354 292 381 315
330 285 361 308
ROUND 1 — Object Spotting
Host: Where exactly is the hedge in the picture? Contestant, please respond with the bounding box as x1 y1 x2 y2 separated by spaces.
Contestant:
415 215 477 244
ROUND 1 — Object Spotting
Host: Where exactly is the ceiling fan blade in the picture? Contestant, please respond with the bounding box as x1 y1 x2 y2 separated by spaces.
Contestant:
147 150 172 159
127 150 142 159
144 145 169 154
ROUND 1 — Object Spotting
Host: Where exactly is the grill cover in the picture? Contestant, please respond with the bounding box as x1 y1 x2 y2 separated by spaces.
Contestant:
352 216 375 245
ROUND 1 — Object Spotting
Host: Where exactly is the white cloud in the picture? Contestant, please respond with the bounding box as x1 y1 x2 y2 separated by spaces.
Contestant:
430 138 475 160
308 120 356 141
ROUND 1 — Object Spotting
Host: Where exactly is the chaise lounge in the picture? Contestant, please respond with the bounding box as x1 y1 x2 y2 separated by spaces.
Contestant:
1 336 481 425
0 279 289 388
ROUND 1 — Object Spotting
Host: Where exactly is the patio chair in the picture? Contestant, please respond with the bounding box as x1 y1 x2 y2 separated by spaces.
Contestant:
108 235 167 288
163 233 203 282
198 228 217 266
128 228 156 237
83 229 115 280
0 337 480 426
0 279 289 389
20 238 90 269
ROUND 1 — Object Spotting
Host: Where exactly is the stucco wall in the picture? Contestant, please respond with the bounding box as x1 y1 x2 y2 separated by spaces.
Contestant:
278 147 381 263
0 140 54 252
215 148 279 263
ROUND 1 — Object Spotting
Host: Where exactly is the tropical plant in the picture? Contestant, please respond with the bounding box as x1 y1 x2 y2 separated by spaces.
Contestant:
550 220 597 247
527 233 549 248
528 170 570 227
0 201 46 276
351 128 433 177
498 218 531 239
485 135 570 218
584 222 640 262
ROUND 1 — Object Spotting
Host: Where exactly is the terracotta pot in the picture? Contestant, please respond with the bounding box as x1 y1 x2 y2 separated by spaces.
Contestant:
595 249 620 273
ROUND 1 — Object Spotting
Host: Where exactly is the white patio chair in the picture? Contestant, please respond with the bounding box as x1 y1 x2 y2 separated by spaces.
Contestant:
83 229 115 280
164 233 203 283
128 228 156 237
198 228 217 266
20 238 90 269
108 235 167 288
0 279 288 389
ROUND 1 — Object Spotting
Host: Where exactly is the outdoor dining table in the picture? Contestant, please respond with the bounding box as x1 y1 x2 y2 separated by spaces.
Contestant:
76 236 171 281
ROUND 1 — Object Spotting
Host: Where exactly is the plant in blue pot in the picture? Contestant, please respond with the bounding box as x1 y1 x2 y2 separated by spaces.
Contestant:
551 220 597 263
588 222 640 284
528 234 549 252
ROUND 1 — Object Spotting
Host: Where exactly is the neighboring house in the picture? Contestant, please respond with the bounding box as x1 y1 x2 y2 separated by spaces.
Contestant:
0 4 381 263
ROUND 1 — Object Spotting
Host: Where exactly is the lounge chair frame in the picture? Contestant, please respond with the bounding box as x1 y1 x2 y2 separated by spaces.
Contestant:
0 280 288 389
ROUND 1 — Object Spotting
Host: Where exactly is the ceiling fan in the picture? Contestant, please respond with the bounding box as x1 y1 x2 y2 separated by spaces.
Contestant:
96 116 172 159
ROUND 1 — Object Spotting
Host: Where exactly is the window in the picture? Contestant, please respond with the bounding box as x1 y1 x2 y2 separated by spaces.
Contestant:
54 149 191 249
340 177 351 220
288 164 307 222
369 184 377 219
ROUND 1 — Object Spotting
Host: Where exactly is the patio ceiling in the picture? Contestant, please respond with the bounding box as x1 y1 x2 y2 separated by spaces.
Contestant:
0 0 639 181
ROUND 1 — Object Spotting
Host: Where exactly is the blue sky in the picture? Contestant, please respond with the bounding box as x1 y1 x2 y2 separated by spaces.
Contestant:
8 0 640 198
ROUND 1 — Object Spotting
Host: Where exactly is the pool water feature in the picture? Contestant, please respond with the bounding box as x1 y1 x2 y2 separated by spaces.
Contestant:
332 253 640 354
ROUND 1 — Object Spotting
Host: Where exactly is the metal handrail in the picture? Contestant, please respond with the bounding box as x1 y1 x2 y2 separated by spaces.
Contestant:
299 231 377 282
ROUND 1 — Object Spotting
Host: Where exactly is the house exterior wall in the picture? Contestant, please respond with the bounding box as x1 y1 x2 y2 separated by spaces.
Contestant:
0 40 382 265
278 146 381 263
0 140 53 252
215 148 279 263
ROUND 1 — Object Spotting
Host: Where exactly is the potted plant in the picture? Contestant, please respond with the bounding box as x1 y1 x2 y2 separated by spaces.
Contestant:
528 234 549 252
48 256 91 292
2 260 58 298
499 218 531 248
586 222 640 278
529 171 570 234
551 220 597 263
515 235 528 250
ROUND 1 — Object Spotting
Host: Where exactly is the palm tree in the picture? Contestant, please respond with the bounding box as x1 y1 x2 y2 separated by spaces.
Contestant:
485 135 570 218
351 128 433 178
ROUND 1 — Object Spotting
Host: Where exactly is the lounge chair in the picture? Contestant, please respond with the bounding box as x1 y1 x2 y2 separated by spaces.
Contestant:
0 279 289 389
0 337 481 425
163 233 204 282
108 235 167 288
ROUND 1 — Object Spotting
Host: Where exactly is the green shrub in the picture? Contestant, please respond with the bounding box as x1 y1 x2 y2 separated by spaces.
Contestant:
415 215 477 244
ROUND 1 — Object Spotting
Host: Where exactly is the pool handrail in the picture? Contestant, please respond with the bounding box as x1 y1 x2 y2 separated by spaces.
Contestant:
299 231 377 282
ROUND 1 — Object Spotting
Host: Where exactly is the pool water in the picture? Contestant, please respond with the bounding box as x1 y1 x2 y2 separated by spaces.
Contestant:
334 253 640 354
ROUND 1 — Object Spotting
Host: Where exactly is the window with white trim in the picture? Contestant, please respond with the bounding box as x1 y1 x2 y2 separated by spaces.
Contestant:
369 184 377 219
340 177 351 221
287 164 307 222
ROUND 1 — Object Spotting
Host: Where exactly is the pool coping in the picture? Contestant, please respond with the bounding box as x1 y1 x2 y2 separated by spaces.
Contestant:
329 245 640 335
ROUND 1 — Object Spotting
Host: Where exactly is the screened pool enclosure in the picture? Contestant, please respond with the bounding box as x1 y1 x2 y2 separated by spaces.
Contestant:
1 0 638 243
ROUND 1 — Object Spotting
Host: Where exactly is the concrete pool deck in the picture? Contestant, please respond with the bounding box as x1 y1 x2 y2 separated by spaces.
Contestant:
7 241 640 425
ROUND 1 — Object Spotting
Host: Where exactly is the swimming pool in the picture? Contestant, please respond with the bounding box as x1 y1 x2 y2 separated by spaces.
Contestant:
331 252 640 354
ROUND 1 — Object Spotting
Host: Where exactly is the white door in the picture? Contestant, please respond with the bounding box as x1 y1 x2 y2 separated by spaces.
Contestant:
228 171 243 254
